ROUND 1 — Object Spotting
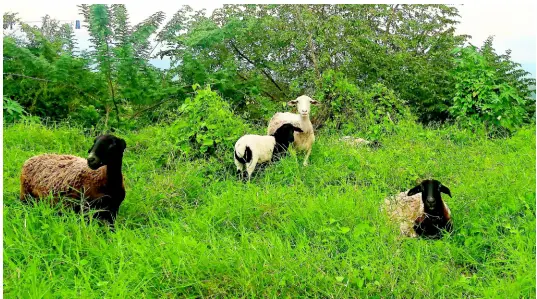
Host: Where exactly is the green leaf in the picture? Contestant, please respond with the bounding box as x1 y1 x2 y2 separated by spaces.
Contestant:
450 47 462 54
339 227 351 234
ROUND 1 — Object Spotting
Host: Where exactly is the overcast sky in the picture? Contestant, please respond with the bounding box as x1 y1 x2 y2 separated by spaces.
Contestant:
4 2 536 76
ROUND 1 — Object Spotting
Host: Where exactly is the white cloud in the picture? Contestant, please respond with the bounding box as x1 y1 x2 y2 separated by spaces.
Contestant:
455 2 536 63
3 2 222 23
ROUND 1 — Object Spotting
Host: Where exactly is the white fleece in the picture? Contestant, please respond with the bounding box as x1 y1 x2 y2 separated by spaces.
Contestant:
267 95 317 166
234 134 277 179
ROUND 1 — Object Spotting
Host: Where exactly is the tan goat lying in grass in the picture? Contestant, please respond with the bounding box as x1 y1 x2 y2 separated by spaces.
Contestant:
383 179 453 239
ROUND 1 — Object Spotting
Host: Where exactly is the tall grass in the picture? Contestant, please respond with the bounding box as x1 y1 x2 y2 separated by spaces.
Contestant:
3 122 535 298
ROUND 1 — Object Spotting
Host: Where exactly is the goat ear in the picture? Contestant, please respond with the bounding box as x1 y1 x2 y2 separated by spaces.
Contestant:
287 100 298 106
310 99 320 105
439 184 451 197
407 185 422 196
110 138 126 152
118 138 127 151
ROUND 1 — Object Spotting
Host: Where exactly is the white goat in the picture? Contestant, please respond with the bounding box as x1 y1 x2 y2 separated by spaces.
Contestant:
267 95 319 166
234 123 303 180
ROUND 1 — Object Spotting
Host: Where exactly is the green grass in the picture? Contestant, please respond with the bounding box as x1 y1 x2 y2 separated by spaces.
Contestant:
3 122 536 298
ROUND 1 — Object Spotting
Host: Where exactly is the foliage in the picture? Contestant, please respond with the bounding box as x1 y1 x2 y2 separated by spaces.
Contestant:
3 5 535 136
3 122 535 297
70 105 101 128
158 4 467 124
3 7 181 130
449 42 535 136
479 37 536 122
77 4 176 129
363 83 411 140
3 96 27 123
3 21 108 127
172 85 249 157
316 70 411 140
3 12 20 36
126 86 250 168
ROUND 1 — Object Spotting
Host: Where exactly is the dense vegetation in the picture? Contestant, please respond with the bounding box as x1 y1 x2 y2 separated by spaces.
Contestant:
3 4 535 136
3 122 535 297
3 4 536 298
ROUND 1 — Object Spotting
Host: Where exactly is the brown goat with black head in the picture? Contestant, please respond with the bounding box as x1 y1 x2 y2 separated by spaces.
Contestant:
407 179 453 239
383 179 453 239
20 134 127 227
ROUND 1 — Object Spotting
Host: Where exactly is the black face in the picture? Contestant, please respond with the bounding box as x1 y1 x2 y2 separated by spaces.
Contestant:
286 125 296 143
274 123 303 144
407 179 451 211
271 124 304 159
87 134 127 170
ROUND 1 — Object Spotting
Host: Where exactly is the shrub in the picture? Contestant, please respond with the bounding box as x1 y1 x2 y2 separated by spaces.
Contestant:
129 85 250 168
3 96 27 124
71 105 101 128
363 83 411 141
174 85 249 156
316 70 411 140
449 45 533 136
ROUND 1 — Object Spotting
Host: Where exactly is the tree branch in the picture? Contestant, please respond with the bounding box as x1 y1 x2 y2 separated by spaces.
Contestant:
229 40 287 96
385 4 400 35
3 72 101 102
128 82 215 119
235 71 278 101
294 6 321 80
128 96 177 119
104 40 121 129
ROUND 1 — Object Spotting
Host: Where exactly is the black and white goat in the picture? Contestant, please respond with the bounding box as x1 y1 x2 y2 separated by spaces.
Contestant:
234 123 303 180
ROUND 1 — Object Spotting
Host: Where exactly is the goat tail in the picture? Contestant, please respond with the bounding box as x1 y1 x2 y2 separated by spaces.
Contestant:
235 146 252 164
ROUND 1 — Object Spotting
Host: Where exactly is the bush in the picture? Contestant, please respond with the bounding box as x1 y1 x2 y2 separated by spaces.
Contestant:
237 94 281 127
363 83 411 140
129 85 250 168
70 105 101 128
174 85 249 156
3 96 27 124
316 70 411 140
449 45 533 136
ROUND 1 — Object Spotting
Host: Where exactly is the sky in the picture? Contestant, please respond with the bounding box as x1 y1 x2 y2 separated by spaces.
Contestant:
3 2 536 77
455 2 536 77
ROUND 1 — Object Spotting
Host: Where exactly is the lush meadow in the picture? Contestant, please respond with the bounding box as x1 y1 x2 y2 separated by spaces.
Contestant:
3 121 535 298
4 4 537 297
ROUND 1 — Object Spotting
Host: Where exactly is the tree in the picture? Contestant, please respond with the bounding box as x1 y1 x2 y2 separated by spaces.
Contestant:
3 14 107 123
449 40 535 136
77 4 178 129
157 4 468 124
